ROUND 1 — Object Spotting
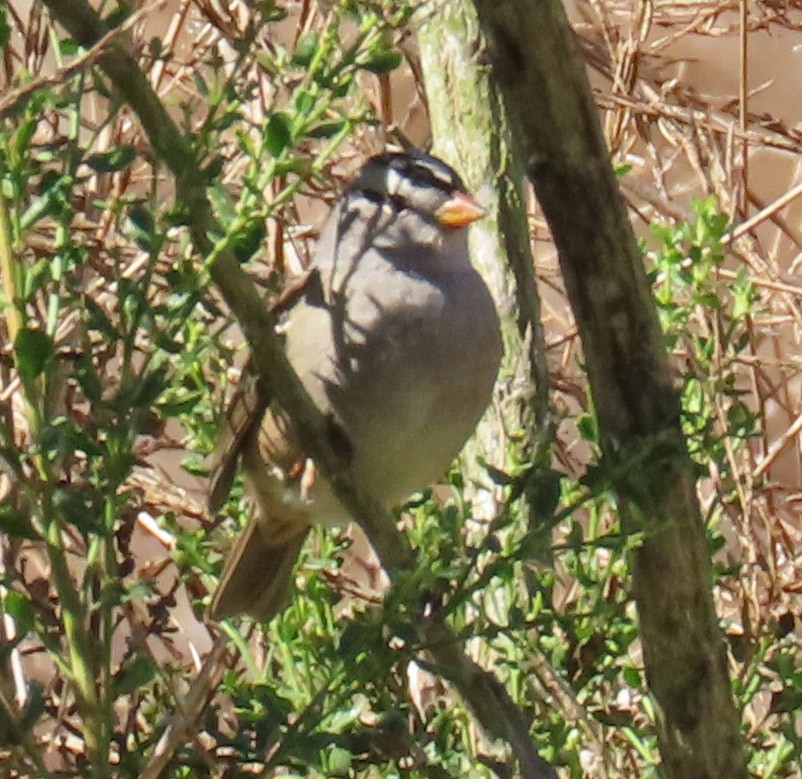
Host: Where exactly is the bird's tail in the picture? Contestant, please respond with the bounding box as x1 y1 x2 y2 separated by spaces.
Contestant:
208 518 310 622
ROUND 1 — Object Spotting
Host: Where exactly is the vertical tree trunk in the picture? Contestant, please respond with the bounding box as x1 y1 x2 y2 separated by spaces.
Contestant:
418 0 550 485
468 1 747 777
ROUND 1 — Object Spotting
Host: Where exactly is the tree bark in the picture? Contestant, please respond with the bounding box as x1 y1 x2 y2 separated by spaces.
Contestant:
418 1 550 475
469 1 747 777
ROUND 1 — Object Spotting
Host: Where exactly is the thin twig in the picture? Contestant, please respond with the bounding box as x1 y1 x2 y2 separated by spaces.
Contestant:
738 0 749 214
138 634 232 779
0 0 164 120
725 179 802 245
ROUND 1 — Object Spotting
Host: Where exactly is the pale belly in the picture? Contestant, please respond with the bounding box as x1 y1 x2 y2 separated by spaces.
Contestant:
276 261 501 525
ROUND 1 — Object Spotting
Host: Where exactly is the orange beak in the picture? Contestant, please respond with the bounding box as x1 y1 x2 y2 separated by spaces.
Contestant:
434 191 487 228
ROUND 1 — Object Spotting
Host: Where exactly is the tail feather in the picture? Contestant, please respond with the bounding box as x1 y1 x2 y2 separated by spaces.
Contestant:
208 519 310 622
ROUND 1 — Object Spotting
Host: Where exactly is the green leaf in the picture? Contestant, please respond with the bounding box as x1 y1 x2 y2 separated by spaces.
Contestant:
3 590 35 635
208 181 237 224
525 468 563 519
483 462 513 486
52 488 103 534
75 352 103 403
360 47 402 74
771 685 802 715
193 70 209 97
56 37 81 56
128 203 154 234
292 87 315 116
254 49 278 75
264 112 292 157
83 296 120 339
0 506 37 540
15 105 41 155
202 154 226 179
0 8 10 48
91 69 112 99
14 328 54 389
40 416 104 459
576 412 598 443
291 32 319 66
84 145 136 173
117 581 155 606
103 5 132 30
232 220 267 263
113 653 157 696
327 746 352 775
307 120 347 139
128 204 161 253
130 366 169 408
158 389 203 417
21 171 72 228
21 258 52 299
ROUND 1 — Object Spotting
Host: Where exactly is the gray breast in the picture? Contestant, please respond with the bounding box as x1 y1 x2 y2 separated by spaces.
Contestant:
285 201 502 506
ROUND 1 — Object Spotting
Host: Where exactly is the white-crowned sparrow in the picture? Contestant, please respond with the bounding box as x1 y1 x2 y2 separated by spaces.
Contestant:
208 150 502 621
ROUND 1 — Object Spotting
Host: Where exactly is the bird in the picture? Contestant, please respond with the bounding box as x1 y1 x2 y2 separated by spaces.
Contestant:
207 149 503 622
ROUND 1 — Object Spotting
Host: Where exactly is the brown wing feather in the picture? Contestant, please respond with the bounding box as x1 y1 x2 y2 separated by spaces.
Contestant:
208 268 320 515
207 362 267 514
270 267 322 316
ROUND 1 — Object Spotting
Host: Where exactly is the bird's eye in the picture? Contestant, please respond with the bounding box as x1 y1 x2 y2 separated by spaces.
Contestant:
410 162 459 193
389 155 455 193
414 168 450 190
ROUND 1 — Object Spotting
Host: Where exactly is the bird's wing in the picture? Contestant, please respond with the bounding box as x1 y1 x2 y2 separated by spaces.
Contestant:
207 360 267 514
270 266 322 315
207 269 323 514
